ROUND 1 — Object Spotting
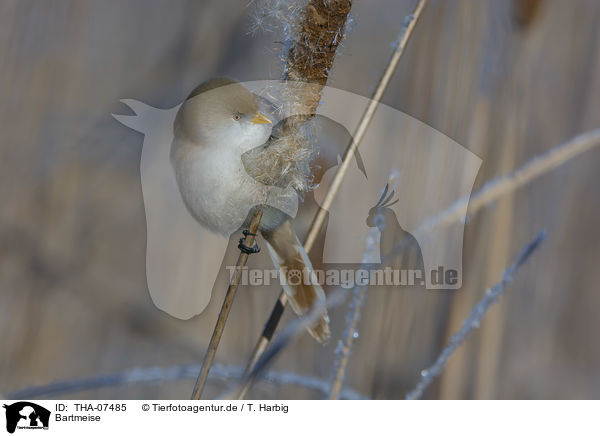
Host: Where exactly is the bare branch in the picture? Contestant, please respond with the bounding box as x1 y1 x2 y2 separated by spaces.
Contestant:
420 129 600 234
383 128 600 265
405 230 547 400
328 226 382 399
4 363 367 401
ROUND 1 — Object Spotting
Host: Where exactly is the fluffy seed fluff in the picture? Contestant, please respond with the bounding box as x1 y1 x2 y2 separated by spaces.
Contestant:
242 115 318 193
246 0 354 193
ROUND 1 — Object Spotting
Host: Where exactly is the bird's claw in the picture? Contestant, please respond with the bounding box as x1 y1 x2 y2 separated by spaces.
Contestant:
238 230 260 254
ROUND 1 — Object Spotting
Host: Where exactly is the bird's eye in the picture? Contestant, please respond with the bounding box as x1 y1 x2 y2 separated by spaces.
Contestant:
233 114 241 121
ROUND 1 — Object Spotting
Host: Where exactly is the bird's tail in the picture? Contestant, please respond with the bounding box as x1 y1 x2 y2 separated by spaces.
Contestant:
262 220 331 343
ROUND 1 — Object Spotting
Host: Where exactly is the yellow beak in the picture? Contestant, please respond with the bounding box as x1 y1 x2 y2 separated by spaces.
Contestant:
252 112 272 124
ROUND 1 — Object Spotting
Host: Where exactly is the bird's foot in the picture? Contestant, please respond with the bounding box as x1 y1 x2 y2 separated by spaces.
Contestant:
238 230 260 254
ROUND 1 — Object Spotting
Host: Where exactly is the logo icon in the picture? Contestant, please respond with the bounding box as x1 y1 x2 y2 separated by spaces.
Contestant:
113 80 481 319
3 402 50 434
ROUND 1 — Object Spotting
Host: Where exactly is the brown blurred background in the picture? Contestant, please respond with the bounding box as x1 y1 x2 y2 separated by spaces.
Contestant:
1 0 599 399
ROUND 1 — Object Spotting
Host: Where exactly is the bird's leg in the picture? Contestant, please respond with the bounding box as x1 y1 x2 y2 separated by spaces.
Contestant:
238 229 260 254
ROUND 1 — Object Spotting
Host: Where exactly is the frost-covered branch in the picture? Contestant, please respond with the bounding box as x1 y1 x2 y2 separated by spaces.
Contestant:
421 129 600 234
327 170 400 400
5 363 367 401
405 230 547 400
383 128 600 265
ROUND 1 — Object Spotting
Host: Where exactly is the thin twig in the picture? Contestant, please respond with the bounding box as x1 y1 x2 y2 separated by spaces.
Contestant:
420 129 600 234
5 363 367 400
382 128 600 264
237 0 429 399
327 225 380 399
405 230 547 400
191 208 263 399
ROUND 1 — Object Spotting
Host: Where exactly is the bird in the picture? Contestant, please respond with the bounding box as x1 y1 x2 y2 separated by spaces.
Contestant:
170 78 330 343
366 183 424 274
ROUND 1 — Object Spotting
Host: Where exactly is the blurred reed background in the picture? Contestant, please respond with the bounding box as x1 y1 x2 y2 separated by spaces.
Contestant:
1 0 599 399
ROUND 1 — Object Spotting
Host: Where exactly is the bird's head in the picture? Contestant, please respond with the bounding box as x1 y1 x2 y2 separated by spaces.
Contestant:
366 183 398 228
174 78 272 150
